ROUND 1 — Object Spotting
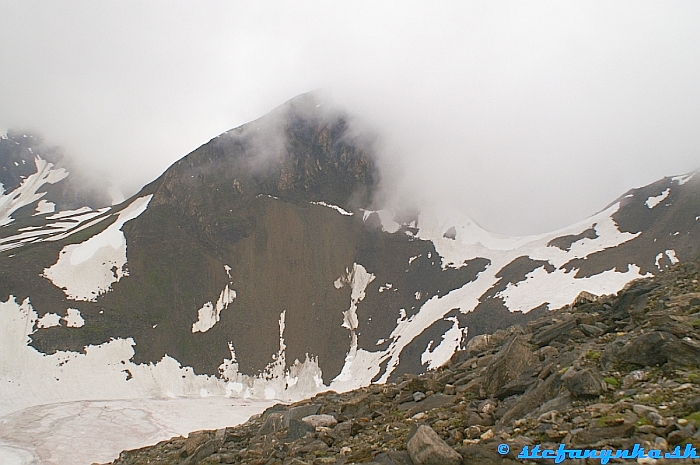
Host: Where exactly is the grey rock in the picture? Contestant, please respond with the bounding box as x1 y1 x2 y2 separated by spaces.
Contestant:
413 391 426 402
573 423 635 444
662 338 700 367
499 373 562 426
617 331 677 366
466 334 492 355
373 451 413 465
302 414 337 428
257 412 285 436
668 430 690 445
562 368 606 397
285 403 322 427
407 425 462 465
400 393 456 416
579 323 605 337
531 318 578 347
495 374 537 399
483 336 535 397
288 418 315 440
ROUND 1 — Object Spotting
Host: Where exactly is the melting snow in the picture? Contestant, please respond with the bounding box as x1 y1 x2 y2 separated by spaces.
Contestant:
0 157 68 227
34 199 56 215
666 249 679 265
360 209 400 233
378 283 393 293
46 207 93 220
330 264 377 389
497 264 651 313
421 317 466 370
36 313 61 329
672 173 695 185
645 188 670 208
310 201 353 216
63 308 85 328
42 195 152 301
192 285 236 333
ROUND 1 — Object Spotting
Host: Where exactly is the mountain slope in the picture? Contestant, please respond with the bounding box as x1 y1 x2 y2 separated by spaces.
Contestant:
1 93 699 414
104 259 700 465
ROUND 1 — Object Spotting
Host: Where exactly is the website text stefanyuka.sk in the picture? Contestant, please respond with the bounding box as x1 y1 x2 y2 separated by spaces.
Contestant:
497 443 700 463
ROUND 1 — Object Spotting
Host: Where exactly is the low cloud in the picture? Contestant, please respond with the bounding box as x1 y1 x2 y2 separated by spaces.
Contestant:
1 1 699 235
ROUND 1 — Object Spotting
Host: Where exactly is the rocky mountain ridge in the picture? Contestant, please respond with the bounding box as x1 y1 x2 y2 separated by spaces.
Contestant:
103 259 700 465
1 92 700 417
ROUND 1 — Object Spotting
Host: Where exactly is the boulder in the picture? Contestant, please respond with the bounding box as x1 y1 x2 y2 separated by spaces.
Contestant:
284 403 322 427
483 336 535 397
467 334 492 355
287 418 315 440
616 331 677 366
573 423 635 444
301 414 338 428
531 318 578 347
562 368 606 397
662 338 700 367
373 451 413 465
407 425 462 465
257 412 285 436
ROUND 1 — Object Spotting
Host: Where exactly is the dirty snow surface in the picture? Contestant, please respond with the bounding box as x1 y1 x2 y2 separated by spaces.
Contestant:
0 397 275 465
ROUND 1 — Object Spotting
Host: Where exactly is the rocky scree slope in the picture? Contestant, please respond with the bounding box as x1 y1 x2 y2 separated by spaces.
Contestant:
105 259 700 465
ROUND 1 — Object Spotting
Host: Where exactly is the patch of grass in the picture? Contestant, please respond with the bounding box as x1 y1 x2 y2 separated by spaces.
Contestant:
586 350 602 360
596 414 625 427
684 412 700 426
603 377 619 387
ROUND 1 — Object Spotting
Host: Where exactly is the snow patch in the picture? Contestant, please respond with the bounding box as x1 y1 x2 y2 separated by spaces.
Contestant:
310 201 353 216
192 284 236 333
330 264 377 389
0 157 68 227
378 283 393 293
645 188 670 208
666 249 679 265
36 312 61 329
47 207 93 220
421 317 466 370
497 264 651 312
34 199 55 215
360 209 400 233
672 173 695 185
655 252 664 270
42 195 152 301
0 295 328 425
63 308 84 328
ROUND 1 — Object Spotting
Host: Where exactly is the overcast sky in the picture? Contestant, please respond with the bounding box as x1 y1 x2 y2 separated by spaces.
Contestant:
1 1 699 235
